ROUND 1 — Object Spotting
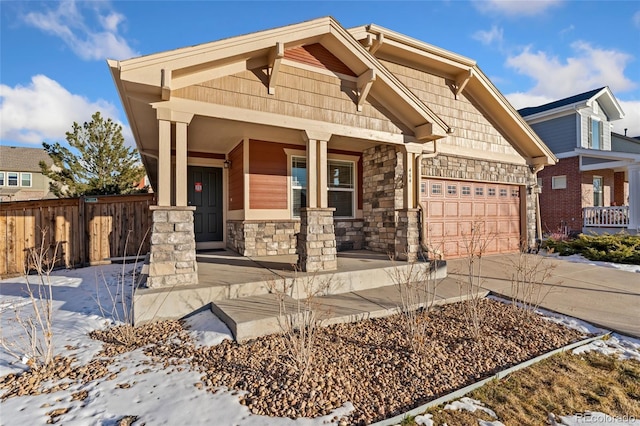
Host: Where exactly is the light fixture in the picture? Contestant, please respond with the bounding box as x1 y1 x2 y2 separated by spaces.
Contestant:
223 160 231 169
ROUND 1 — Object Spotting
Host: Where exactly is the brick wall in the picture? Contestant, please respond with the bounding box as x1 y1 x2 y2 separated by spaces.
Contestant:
537 157 583 234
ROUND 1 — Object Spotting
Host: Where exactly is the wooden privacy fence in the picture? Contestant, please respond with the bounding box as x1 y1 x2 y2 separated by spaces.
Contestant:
0 194 156 276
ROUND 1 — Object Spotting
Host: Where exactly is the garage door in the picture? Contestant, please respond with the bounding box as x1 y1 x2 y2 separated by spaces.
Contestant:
420 178 522 259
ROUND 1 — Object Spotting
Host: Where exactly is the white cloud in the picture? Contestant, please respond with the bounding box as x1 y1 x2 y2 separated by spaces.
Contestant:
474 0 562 16
615 100 640 138
0 75 133 146
23 0 138 61
506 41 636 99
473 25 504 46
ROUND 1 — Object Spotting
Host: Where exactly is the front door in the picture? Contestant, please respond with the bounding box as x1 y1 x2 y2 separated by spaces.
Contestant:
188 166 223 242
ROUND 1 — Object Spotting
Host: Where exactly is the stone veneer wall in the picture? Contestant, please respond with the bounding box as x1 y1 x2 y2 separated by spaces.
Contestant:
226 220 299 257
334 219 364 251
146 206 198 288
297 208 337 272
227 218 364 256
421 153 538 247
362 144 404 254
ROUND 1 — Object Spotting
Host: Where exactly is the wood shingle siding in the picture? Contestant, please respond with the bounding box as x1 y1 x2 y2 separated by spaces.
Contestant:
379 59 521 158
174 64 408 135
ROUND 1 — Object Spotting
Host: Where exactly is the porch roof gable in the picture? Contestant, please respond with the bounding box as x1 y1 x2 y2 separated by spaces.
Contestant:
348 24 557 167
108 16 451 143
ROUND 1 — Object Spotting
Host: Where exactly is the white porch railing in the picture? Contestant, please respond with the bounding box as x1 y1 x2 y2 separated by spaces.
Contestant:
583 206 629 228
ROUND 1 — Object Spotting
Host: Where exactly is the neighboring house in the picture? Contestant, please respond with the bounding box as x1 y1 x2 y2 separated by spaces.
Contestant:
109 17 554 291
0 146 56 202
519 87 640 235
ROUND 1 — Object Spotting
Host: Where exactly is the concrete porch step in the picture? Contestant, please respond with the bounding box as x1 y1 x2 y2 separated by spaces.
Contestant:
134 250 448 325
210 279 487 342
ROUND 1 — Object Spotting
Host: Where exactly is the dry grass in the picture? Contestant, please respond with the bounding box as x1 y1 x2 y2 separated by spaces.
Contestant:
425 351 640 426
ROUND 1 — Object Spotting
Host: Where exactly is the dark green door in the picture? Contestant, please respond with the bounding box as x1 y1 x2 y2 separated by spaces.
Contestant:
188 166 223 242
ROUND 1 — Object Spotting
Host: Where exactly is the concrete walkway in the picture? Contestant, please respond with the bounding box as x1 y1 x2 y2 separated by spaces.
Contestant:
445 254 640 338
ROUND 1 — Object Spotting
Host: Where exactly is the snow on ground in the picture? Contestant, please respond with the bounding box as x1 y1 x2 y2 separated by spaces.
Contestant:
1 257 639 425
547 253 640 273
0 262 353 425
444 397 497 418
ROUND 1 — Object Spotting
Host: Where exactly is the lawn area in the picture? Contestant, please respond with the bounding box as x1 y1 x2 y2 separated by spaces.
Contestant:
415 348 640 426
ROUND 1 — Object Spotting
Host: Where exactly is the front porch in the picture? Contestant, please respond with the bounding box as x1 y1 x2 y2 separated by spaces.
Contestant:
582 205 638 234
133 249 448 330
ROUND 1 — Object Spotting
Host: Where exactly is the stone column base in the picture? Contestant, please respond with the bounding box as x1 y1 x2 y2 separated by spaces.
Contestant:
395 208 420 262
146 206 198 288
297 208 337 272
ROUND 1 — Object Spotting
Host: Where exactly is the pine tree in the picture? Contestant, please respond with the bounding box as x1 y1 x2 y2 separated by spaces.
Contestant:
40 112 147 197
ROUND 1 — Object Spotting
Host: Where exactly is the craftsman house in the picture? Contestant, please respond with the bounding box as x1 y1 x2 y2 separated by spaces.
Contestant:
109 17 555 294
519 87 639 235
0 146 56 202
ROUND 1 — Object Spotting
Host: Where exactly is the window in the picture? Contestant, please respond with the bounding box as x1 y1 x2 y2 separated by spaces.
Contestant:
500 189 508 197
328 160 354 218
537 178 543 189
511 189 519 197
552 175 567 189
461 186 471 196
431 183 442 195
475 187 484 196
488 188 496 196
21 173 32 187
420 182 426 195
7 172 18 186
0 172 4 186
291 157 307 217
446 184 457 195
593 176 603 207
588 117 602 150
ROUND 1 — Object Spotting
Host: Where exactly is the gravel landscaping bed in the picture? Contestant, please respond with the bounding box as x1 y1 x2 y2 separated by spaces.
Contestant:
1 298 586 425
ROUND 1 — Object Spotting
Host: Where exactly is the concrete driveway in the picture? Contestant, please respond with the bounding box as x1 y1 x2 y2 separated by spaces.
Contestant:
445 254 640 338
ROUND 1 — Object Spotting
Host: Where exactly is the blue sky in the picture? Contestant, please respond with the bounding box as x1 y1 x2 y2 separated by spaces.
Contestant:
1 0 639 148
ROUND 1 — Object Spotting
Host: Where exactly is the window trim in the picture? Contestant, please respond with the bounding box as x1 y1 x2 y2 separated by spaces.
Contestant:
327 159 355 219
285 150 359 220
7 172 18 187
552 175 567 190
593 175 604 207
20 172 32 187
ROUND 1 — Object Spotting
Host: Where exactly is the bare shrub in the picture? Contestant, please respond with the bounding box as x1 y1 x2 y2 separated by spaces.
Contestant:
267 271 333 382
388 250 443 354
1 228 59 371
509 248 557 322
93 229 148 348
458 222 494 339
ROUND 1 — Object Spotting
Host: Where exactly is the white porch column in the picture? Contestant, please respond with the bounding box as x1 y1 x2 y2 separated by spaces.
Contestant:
402 144 424 209
628 164 640 232
307 138 318 208
175 121 188 207
157 119 172 207
318 139 328 208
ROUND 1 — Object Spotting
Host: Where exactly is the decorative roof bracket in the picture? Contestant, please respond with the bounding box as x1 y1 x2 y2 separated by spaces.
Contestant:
161 68 172 101
357 68 376 112
268 42 284 95
369 32 384 55
453 69 473 100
